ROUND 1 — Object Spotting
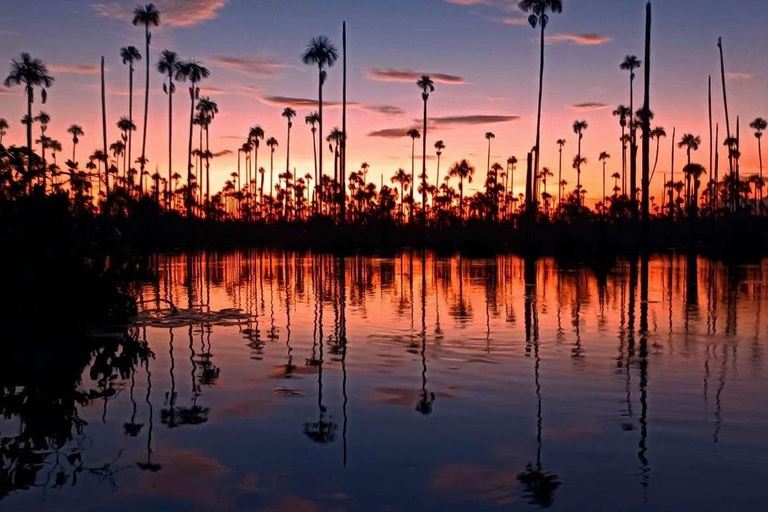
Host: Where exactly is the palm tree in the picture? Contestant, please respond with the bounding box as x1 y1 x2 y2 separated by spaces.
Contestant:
683 162 706 214
305 112 320 206
302 36 339 215
34 111 50 188
612 105 631 192
750 118 766 182
249 126 265 202
175 60 210 216
133 4 160 191
573 120 588 201
620 55 641 208
266 137 279 200
120 45 141 184
116 117 136 180
678 133 701 207
650 126 667 182
0 118 8 146
157 49 178 209
448 159 475 219
519 0 564 198
434 140 446 186
417 75 435 216
196 96 218 206
599 151 610 210
556 138 565 206
407 128 421 219
485 132 495 184
391 168 411 221
282 107 297 214
4 53 54 168
66 124 84 165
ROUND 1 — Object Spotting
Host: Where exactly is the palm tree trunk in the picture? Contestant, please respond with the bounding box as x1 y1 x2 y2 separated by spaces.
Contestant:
101 56 109 199
312 128 318 212
140 25 150 195
422 96 428 218
205 125 210 209
318 66 324 216
669 127 676 216
168 75 173 210
128 63 134 186
641 1 651 223
533 21 545 206
717 38 734 211
286 122 292 219
341 21 347 223
186 82 195 218
26 88 32 187
629 74 637 217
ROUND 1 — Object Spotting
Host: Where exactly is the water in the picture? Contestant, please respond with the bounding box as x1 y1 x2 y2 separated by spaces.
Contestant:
3 251 768 511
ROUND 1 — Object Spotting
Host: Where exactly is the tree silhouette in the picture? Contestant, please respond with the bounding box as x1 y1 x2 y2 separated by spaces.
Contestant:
175 60 209 217
417 75 435 218
132 4 160 193
157 49 178 209
621 55 641 212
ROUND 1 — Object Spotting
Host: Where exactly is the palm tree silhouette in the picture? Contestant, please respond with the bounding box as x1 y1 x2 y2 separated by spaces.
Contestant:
407 128 421 220
175 60 210 216
621 55 641 210
120 45 141 184
249 126 265 204
0 118 8 146
448 159 475 219
4 53 54 169
417 75 435 217
305 112 320 206
612 104 631 193
282 107 297 215
679 133 701 207
485 131 496 185
434 140 446 187
302 36 339 216
67 124 84 165
650 126 667 183
519 0 563 199
196 96 218 207
266 136 279 203
157 49 178 209
572 120 588 201
556 138 566 207
599 151 610 211
750 118 766 182
132 4 160 191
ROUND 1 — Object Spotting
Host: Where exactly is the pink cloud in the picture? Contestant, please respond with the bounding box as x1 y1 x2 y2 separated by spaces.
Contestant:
92 0 228 28
366 68 465 85
49 64 101 75
548 33 611 46
212 56 286 78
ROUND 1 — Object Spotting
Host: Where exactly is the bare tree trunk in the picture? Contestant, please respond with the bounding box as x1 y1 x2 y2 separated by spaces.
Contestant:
102 56 110 199
641 1 651 224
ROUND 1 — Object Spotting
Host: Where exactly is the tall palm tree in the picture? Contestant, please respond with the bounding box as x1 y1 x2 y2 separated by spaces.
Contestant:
650 126 667 182
434 140 446 186
282 107 297 213
750 118 766 182
485 132 495 184
301 36 339 215
305 112 320 204
556 138 566 206
572 120 588 201
407 128 421 219
175 60 210 216
678 133 701 207
120 45 141 187
249 126 265 203
0 118 8 146
620 55 641 209
612 104 631 192
157 49 178 209
519 0 564 199
448 159 475 219
132 4 160 191
64 124 83 167
417 75 435 216
266 137 279 200
34 111 50 188
4 53 54 168
391 168 411 221
116 117 135 179
196 96 218 206
599 151 610 209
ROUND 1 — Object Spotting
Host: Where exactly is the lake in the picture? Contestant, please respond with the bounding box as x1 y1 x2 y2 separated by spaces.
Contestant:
3 251 767 511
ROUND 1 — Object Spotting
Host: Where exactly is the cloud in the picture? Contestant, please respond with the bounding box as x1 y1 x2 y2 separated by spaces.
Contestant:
211 56 285 78
0 86 14 95
213 149 232 157
490 16 529 26
261 96 403 116
366 68 465 85
430 115 520 126
445 0 490 4
571 102 608 111
49 64 101 75
368 128 417 138
726 72 754 82
92 0 228 28
548 33 611 46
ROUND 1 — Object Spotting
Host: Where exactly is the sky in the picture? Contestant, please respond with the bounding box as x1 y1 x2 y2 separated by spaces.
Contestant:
1 0 766 201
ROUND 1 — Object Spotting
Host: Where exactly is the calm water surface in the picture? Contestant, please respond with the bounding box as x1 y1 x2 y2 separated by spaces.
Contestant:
4 252 768 511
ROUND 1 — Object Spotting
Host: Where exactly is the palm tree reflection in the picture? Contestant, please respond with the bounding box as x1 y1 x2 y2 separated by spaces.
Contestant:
416 251 435 415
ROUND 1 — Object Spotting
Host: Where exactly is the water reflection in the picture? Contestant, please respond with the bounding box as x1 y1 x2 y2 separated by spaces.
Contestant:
2 251 768 511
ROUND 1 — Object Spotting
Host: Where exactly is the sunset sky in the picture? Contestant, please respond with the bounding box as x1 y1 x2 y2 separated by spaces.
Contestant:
1 0 766 201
